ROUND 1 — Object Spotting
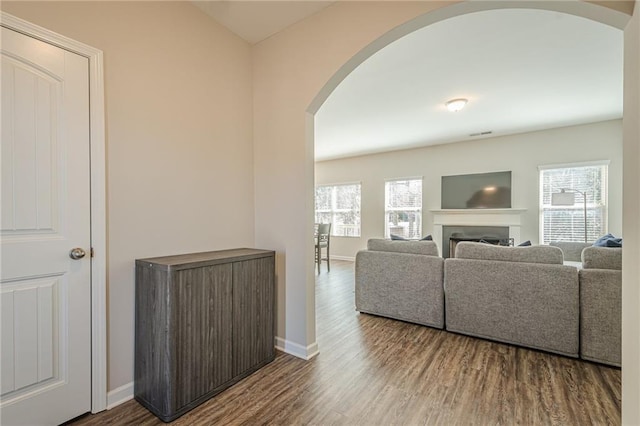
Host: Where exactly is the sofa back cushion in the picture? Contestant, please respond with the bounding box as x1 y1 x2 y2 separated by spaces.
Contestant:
581 246 622 270
367 239 439 256
454 242 563 265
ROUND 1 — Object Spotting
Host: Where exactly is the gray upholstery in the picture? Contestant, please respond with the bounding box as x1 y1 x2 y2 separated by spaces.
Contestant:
582 246 622 270
356 239 620 366
445 243 579 357
549 241 591 262
355 240 444 328
455 242 564 264
579 247 622 366
367 239 439 256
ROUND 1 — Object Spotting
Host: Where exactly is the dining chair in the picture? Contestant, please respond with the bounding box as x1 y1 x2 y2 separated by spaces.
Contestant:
315 223 331 274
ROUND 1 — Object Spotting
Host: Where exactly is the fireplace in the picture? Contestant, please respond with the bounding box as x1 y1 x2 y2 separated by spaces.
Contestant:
430 208 527 257
443 226 511 258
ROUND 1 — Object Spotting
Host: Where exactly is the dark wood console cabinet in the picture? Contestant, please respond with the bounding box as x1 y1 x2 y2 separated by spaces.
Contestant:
134 249 275 422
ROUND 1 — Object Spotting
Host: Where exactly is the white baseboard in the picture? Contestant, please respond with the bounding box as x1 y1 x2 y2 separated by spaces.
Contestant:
107 382 134 410
331 255 355 262
275 337 319 360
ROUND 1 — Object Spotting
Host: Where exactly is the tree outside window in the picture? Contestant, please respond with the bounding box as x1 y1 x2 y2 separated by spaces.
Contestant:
315 183 361 237
385 178 422 239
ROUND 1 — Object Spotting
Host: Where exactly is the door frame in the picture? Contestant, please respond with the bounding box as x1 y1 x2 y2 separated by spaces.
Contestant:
1 12 107 413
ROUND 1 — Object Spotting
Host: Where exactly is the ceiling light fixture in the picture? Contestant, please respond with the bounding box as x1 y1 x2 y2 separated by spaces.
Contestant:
446 98 468 112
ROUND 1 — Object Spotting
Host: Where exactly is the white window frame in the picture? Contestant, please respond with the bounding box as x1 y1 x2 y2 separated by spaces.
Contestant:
315 182 361 237
538 161 609 244
384 177 423 239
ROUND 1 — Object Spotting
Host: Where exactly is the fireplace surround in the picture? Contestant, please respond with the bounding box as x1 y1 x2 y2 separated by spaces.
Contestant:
431 208 527 257
443 225 511 258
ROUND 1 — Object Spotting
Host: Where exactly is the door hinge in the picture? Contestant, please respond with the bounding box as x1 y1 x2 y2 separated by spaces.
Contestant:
90 247 95 258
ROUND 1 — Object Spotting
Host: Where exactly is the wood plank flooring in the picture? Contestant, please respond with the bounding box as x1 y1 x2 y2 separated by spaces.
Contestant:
72 260 620 425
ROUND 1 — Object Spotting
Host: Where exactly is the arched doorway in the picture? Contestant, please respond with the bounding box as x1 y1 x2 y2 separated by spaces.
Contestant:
305 0 635 421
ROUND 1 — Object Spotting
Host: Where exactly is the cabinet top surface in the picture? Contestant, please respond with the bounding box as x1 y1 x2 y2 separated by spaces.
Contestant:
136 248 275 270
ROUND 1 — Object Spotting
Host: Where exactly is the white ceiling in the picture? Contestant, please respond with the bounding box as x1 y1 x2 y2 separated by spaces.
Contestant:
192 1 334 44
315 9 623 161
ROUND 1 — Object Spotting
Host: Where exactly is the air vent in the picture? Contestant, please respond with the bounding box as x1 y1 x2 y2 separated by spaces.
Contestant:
469 131 493 137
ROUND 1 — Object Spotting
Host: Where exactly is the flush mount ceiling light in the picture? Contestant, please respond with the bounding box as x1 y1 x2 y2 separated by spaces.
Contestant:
445 98 468 112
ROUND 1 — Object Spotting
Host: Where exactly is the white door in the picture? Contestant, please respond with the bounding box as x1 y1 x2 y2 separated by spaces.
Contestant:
1 27 92 425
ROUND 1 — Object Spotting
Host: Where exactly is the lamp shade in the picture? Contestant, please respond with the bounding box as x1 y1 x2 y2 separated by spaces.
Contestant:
551 191 576 206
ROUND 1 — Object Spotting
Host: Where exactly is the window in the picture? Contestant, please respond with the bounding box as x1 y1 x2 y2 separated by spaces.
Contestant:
385 178 422 239
539 163 608 244
315 183 361 237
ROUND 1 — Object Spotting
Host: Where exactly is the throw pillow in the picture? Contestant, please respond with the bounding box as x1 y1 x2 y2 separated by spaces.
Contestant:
593 233 622 247
606 238 622 247
421 235 433 241
593 233 614 247
518 240 532 246
390 234 408 241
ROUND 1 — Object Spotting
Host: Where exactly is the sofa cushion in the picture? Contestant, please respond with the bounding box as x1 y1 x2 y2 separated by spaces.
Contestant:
367 239 439 256
454 241 563 265
445 258 579 356
356 250 444 328
581 246 622 270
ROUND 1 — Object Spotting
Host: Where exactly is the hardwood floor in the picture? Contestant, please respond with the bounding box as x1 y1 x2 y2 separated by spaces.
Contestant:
73 260 620 425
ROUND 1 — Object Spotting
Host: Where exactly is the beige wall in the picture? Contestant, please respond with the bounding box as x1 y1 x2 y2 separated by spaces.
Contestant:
622 1 640 423
253 1 445 356
316 121 623 259
1 2 254 390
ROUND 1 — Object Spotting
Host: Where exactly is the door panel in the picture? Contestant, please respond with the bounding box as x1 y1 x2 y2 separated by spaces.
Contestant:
2 276 62 394
1 56 60 233
1 26 91 425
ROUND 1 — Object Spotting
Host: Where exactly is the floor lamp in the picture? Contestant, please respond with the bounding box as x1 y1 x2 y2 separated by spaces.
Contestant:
551 188 588 243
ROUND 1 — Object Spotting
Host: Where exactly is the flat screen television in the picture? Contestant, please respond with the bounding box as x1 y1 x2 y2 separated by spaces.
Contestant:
441 171 512 209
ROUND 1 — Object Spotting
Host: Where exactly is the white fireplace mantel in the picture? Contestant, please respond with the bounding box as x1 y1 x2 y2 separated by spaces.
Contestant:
430 208 528 255
431 208 527 226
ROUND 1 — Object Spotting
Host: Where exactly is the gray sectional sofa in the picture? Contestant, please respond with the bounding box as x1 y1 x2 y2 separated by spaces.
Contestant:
445 242 580 357
550 242 622 366
355 239 444 328
580 246 622 366
444 242 580 357
355 239 621 366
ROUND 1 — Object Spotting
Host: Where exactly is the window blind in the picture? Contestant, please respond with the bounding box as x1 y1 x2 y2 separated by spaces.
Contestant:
540 164 607 243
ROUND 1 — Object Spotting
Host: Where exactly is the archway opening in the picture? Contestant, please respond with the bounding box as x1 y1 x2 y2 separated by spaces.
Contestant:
307 1 629 422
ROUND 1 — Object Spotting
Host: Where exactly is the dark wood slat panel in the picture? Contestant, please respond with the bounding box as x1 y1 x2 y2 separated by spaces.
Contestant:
170 264 233 411
87 260 618 426
232 257 275 376
134 263 172 416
